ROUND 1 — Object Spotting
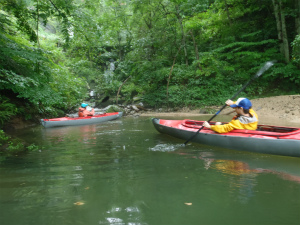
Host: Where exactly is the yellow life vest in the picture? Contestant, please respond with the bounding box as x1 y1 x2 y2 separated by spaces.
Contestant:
210 108 258 133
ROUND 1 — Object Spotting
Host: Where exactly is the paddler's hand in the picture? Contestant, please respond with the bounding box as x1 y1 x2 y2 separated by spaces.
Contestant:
203 121 211 129
225 99 234 106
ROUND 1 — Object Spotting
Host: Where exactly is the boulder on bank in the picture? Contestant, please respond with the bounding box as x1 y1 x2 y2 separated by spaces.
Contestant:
104 105 123 113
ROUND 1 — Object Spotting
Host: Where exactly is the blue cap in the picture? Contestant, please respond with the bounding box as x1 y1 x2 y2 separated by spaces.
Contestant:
81 103 88 108
230 98 252 109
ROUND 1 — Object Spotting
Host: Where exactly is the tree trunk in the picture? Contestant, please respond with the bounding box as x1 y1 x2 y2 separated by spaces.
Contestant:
117 31 122 61
294 0 300 60
189 30 199 60
166 45 182 98
272 0 284 54
189 30 202 70
176 6 188 66
295 0 300 35
224 0 232 27
272 0 290 63
143 12 155 61
36 0 40 74
280 3 290 63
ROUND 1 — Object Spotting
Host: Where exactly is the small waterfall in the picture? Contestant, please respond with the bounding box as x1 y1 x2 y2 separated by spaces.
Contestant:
110 61 115 71
104 59 115 83
89 90 94 98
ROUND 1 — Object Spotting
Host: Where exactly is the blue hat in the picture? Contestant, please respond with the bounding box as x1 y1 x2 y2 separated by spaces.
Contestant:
81 103 88 108
230 98 252 109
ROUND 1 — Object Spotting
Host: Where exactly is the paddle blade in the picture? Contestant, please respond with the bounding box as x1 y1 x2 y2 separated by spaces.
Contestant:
256 61 275 78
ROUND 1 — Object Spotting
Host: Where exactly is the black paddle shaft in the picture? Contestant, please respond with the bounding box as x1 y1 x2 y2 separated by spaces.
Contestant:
183 61 275 145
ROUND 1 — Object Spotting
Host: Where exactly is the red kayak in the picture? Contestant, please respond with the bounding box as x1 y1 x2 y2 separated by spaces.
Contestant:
152 118 300 157
41 112 123 128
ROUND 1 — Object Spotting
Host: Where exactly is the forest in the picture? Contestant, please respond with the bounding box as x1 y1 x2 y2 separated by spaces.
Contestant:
1 0 300 129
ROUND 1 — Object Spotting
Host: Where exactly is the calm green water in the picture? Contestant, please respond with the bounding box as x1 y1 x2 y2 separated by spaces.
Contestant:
1 116 300 225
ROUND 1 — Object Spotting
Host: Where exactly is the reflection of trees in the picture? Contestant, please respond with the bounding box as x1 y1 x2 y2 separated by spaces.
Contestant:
40 121 148 224
7 122 133 223
96 146 147 224
3 118 162 225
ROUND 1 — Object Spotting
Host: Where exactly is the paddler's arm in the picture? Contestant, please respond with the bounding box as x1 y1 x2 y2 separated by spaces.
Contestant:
210 124 235 133
202 99 237 133
203 121 235 133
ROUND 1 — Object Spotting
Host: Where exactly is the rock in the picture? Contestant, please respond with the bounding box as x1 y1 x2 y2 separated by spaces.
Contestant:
133 97 143 102
131 105 139 111
136 104 147 110
103 105 123 113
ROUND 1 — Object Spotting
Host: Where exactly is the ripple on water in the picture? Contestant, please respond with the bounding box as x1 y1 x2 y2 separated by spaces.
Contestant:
149 143 183 152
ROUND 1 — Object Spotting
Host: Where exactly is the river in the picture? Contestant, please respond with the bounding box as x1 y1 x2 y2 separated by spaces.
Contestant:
0 115 300 225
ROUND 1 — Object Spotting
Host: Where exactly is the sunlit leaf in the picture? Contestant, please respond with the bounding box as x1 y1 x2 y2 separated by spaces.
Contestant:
74 201 85 205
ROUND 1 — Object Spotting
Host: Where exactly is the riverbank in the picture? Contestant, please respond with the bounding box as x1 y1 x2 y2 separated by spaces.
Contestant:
3 95 300 130
139 95 300 127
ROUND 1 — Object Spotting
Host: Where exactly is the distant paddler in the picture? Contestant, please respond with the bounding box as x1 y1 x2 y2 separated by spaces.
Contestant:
78 103 95 117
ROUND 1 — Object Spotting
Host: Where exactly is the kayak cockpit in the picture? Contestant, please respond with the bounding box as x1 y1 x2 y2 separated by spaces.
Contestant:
182 119 300 137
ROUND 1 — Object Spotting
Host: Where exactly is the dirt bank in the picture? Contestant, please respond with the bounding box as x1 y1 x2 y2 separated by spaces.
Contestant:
141 95 300 127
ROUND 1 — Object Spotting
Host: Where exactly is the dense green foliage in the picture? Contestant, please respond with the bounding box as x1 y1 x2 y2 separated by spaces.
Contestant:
0 0 87 126
1 0 300 128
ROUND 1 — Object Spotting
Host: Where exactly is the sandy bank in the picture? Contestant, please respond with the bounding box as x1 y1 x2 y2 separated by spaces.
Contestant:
140 95 300 127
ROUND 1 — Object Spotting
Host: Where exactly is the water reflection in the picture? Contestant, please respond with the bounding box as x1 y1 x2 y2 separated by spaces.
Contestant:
147 143 300 204
1 117 300 225
175 149 300 205
149 131 300 206
42 124 97 144
176 148 300 182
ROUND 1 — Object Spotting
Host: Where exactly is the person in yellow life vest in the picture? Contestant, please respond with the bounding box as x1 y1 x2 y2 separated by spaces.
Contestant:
203 98 258 133
78 103 95 117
